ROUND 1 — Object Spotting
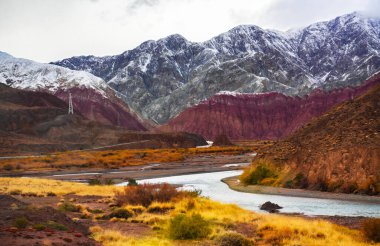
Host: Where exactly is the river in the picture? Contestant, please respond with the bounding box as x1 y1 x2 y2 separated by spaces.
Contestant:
119 170 380 217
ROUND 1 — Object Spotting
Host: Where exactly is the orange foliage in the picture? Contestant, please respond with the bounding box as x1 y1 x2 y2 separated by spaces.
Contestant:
0 146 252 172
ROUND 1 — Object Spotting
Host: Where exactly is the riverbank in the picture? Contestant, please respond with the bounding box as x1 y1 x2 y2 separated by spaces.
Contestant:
223 176 380 204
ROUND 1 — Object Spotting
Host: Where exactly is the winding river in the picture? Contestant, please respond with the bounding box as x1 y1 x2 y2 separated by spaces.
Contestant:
119 170 380 217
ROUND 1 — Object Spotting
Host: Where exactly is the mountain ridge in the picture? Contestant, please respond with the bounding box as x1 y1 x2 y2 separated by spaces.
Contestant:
51 12 380 124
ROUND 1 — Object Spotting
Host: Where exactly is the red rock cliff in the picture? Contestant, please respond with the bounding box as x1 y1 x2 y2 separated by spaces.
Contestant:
161 77 379 140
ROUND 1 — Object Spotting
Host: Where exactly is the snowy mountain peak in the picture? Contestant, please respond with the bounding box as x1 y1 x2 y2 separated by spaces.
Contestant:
0 52 108 96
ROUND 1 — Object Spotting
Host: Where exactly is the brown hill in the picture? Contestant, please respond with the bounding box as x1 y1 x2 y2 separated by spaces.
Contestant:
0 85 206 155
256 79 380 194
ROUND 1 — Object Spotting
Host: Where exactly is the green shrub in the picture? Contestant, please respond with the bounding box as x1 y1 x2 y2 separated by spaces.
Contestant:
362 218 380 242
23 192 38 197
103 179 114 185
294 173 304 182
89 208 104 214
33 223 46 231
126 178 138 186
46 192 57 197
183 189 202 198
47 221 67 231
88 178 102 186
285 180 293 188
126 205 145 214
58 202 80 212
240 159 277 185
216 232 254 246
9 189 22 195
108 208 133 219
168 213 211 240
13 217 29 229
147 203 175 214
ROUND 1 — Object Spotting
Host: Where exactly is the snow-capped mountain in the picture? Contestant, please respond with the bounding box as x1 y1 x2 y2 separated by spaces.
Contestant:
53 12 380 124
0 51 106 94
0 52 147 130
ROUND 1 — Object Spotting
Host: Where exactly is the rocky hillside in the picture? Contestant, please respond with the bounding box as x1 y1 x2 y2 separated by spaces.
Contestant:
0 85 206 154
161 75 380 140
0 52 147 130
53 12 380 123
255 75 380 194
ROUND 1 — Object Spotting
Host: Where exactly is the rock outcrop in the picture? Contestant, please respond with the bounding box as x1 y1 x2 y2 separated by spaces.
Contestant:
161 75 379 140
260 202 283 213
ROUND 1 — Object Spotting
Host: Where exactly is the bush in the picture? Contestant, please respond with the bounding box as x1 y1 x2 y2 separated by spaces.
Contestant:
115 183 179 207
3 164 14 171
23 192 38 197
240 159 277 185
9 189 22 195
216 232 254 246
89 208 103 214
108 208 133 219
126 178 138 186
183 189 202 198
126 205 145 214
147 202 175 214
47 221 67 231
362 218 380 242
46 192 57 197
33 223 46 231
13 217 29 229
89 177 114 185
168 213 211 240
88 178 102 186
58 202 80 212
103 179 114 185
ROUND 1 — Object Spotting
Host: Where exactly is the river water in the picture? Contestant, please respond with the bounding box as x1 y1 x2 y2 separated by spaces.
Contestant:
119 170 380 217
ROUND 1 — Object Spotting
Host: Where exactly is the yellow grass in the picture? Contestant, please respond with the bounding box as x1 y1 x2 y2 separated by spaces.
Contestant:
256 214 370 246
0 177 123 196
91 226 173 246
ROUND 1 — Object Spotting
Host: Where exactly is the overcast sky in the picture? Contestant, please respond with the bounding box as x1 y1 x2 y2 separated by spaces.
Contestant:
1 0 379 62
